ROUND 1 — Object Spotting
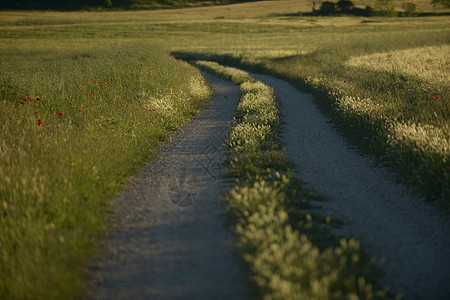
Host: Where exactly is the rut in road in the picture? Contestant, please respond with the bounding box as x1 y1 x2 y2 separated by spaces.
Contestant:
251 73 450 300
85 73 252 300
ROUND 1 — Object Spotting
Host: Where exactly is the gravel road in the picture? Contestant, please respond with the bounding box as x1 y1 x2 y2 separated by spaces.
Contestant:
251 73 450 300
85 73 252 300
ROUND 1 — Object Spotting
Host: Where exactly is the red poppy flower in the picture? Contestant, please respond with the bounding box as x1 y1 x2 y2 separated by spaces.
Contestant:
93 77 96 80
106 82 110 85
79 108 83 111
70 102 74 106
117 104 121 107
434 95 439 99
36 97 41 101
20 100 25 104
57 112 62 116
37 119 43 127
99 84 102 87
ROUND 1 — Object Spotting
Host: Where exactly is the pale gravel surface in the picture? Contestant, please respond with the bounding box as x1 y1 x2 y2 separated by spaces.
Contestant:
85 73 252 300
251 73 450 300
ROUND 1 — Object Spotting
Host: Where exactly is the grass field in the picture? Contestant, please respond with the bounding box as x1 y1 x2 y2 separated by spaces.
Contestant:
1 0 449 298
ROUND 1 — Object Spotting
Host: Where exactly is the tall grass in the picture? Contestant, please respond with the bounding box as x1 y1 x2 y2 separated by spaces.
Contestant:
0 43 211 299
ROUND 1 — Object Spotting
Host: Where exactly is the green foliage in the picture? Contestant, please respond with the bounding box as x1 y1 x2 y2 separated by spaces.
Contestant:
401 2 419 16
320 1 337 15
336 0 355 13
319 0 374 16
374 0 399 16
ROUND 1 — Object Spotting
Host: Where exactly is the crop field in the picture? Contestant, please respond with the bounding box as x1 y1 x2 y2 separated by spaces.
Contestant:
1 0 449 299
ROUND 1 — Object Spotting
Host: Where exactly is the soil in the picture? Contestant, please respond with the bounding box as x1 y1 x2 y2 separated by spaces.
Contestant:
85 73 253 300
251 73 450 300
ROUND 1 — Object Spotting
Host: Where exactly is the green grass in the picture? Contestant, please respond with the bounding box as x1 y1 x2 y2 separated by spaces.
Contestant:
0 42 211 299
1 0 449 298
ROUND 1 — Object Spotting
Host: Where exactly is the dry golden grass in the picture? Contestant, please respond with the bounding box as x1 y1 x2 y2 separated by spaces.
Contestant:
346 45 450 84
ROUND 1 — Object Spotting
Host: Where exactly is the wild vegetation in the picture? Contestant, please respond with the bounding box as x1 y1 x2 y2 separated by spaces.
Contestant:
0 42 211 299
1 0 449 299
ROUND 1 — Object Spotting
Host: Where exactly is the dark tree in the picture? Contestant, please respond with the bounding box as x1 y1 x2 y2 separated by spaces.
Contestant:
336 0 355 13
319 1 336 15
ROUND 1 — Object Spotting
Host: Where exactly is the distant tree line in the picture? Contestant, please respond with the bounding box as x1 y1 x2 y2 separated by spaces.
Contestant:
0 0 258 10
317 0 423 17
318 0 368 16
0 0 111 10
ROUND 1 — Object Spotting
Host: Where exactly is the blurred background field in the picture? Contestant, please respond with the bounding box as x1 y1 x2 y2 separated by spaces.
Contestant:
0 0 449 299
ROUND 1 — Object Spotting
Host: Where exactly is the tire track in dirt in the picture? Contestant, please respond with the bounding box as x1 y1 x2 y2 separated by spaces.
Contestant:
251 73 450 300
85 73 252 300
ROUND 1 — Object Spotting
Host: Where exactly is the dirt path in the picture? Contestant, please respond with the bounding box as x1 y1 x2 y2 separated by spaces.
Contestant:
85 73 252 300
251 73 450 299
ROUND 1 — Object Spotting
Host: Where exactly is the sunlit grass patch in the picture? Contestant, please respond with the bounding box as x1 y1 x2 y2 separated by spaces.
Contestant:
346 45 450 85
385 121 450 201
230 179 387 300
